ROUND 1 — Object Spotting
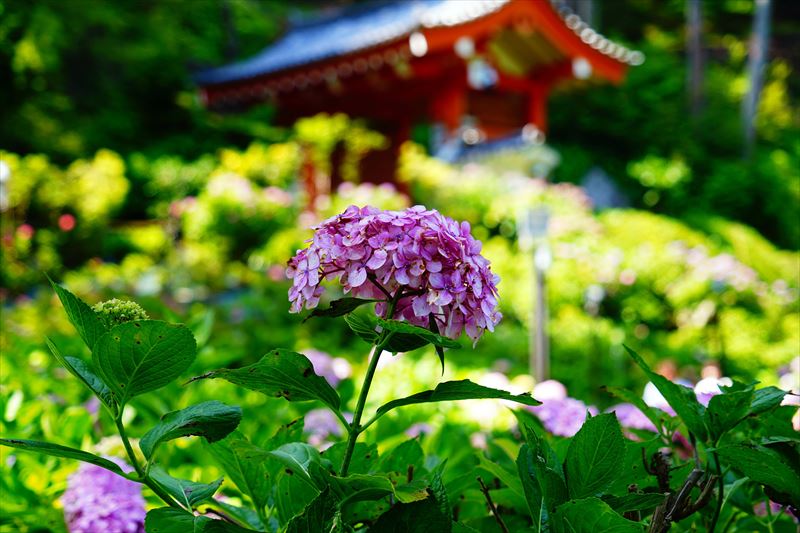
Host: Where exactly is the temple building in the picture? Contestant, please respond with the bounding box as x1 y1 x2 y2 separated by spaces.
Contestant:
194 0 642 181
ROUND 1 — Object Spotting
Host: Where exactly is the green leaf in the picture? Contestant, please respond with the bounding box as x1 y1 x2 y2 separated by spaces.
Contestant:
370 497 451 533
378 439 425 476
305 297 379 321
565 413 626 499
192 349 341 412
428 315 446 375
49 277 107 351
750 387 787 416
149 466 222 508
234 441 327 491
716 444 800 505
705 386 754 441
375 379 540 419
92 320 196 406
208 500 263 532
140 401 242 459
204 432 271 512
602 493 667 514
0 438 128 477
45 337 115 411
328 473 428 506
285 487 346 533
144 507 257 532
624 346 708 441
553 498 644 533
518 442 569 531
377 319 460 353
430 461 451 521
323 442 377 475
344 313 379 344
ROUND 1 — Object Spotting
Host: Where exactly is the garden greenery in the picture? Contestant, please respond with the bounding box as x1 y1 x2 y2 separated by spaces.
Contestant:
2 206 798 532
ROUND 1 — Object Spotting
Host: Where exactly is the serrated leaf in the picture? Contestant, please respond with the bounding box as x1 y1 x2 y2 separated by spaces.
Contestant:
204 432 271 512
305 298 379 321
705 386 753 441
378 319 460 354
149 466 222 508
565 413 626 499
517 439 568 531
192 349 341 412
140 401 242 459
624 346 708 441
144 507 258 533
344 313 379 344
285 487 345 533
93 320 196 406
553 497 644 533
49 277 107 351
375 379 539 419
430 461 451 521
716 444 800 505
0 438 128 477
45 337 115 411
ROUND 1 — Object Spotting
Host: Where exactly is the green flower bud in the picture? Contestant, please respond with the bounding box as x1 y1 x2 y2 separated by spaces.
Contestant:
92 298 149 329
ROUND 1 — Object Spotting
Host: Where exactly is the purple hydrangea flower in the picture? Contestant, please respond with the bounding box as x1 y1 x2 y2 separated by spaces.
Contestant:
303 349 352 387
304 408 346 449
606 403 657 433
405 423 433 438
286 205 501 343
528 397 598 438
61 456 145 533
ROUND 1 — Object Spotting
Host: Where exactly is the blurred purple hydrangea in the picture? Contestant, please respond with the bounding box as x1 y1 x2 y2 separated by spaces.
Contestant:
286 205 501 343
526 380 597 437
304 408 348 449
606 403 657 433
528 397 597 438
61 456 145 533
405 423 433 438
303 349 352 387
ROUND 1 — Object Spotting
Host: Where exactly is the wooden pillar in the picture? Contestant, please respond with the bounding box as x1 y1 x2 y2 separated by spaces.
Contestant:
527 82 550 132
430 73 468 135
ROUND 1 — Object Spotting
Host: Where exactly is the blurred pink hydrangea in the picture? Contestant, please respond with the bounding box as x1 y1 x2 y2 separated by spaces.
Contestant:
286 205 501 342
61 456 145 533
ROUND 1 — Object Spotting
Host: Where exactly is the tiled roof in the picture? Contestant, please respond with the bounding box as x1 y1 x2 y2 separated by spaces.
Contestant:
194 0 641 87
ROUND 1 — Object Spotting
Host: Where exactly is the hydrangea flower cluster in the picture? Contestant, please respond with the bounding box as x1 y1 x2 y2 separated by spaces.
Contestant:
61 456 145 533
287 205 501 342
92 299 148 329
526 380 597 438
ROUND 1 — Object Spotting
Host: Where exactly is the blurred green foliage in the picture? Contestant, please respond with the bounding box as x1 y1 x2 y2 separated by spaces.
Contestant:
550 1 800 248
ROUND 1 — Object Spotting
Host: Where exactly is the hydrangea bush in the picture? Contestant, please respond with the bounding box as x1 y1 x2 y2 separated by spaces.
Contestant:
2 206 798 532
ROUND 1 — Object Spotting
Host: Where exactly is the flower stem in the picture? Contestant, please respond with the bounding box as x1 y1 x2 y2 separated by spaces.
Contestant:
340 341 384 477
339 292 399 476
114 414 181 509
708 451 724 532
